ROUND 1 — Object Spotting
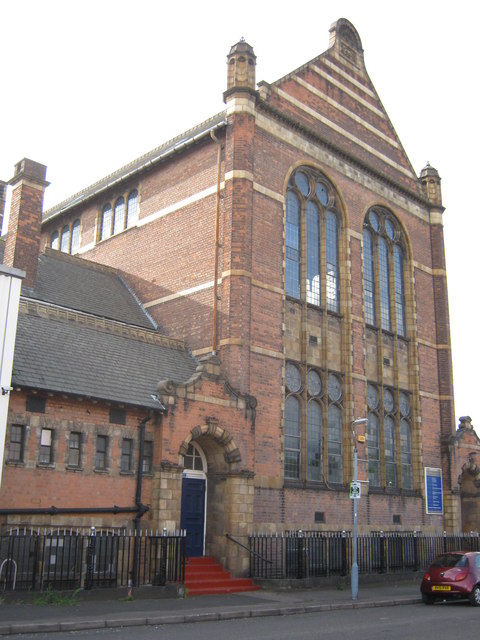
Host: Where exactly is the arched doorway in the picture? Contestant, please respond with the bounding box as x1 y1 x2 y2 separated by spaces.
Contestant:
180 443 207 557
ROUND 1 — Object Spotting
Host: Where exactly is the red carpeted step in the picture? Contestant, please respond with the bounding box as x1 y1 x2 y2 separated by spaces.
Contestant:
184 557 260 596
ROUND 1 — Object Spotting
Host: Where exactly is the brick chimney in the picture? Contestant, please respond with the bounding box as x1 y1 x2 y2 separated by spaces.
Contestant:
4 159 49 289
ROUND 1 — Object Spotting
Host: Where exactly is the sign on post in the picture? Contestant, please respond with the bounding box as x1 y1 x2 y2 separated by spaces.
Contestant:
349 481 361 499
425 467 443 514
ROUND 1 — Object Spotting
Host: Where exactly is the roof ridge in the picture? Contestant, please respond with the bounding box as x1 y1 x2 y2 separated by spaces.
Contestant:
43 111 227 221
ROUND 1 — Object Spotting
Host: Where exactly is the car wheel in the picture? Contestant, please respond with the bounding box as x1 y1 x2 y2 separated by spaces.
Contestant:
422 593 435 605
469 585 480 607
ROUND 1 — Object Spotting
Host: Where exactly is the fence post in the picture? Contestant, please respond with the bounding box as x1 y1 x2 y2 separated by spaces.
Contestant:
341 530 347 576
158 528 168 586
413 531 419 572
84 527 96 590
297 530 304 579
379 531 385 574
443 531 447 552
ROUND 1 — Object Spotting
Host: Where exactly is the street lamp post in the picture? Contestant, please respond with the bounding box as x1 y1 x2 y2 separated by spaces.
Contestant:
351 417 368 601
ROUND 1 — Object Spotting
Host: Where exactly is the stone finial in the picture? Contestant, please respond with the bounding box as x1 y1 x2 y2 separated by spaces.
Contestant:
226 38 256 94
458 416 473 430
420 162 443 207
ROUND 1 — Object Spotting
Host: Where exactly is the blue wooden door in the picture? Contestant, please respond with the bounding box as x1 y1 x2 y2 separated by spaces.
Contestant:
180 477 206 557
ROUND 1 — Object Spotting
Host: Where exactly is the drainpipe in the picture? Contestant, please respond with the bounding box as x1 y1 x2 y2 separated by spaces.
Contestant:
210 130 223 354
131 410 153 586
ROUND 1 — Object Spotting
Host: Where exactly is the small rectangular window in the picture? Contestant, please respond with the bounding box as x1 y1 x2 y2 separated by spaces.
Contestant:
68 432 81 467
121 438 133 473
109 408 126 425
39 428 53 465
9 425 25 462
26 396 46 413
95 435 108 470
142 440 153 474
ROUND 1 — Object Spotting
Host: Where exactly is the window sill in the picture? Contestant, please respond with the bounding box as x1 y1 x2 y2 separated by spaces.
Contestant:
66 465 84 472
368 485 419 497
94 468 110 474
6 460 25 467
284 479 347 492
37 463 55 470
120 470 135 476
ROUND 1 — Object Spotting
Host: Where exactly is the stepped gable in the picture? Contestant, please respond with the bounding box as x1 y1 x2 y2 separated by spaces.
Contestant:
259 18 422 197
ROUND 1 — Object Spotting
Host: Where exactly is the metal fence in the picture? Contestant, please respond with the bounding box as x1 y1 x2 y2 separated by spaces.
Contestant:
0 528 185 592
248 530 480 579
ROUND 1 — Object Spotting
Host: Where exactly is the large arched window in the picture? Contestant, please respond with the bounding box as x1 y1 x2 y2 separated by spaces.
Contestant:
284 362 344 484
366 383 412 490
363 208 406 337
286 168 340 312
363 208 413 491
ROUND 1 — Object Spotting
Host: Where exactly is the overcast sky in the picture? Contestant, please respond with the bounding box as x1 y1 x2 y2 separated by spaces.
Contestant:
1 0 478 432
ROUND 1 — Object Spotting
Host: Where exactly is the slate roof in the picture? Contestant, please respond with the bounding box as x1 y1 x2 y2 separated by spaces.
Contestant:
13 302 198 409
6 246 199 409
26 249 155 329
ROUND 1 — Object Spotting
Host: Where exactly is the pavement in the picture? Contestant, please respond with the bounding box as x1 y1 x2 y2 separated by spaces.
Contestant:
0 578 423 636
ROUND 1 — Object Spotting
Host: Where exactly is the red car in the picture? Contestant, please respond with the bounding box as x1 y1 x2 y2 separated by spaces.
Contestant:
421 551 480 606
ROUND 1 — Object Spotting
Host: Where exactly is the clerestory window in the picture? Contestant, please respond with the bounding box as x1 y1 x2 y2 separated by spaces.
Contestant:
100 189 139 241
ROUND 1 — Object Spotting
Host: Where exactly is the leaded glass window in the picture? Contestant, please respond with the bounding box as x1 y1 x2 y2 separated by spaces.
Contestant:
307 400 322 481
126 190 139 227
60 225 70 253
101 204 112 240
363 207 407 337
363 229 375 325
113 197 125 235
327 404 342 483
284 395 301 479
70 220 81 254
367 412 380 486
285 168 340 312
50 230 59 250
366 384 412 490
286 191 301 298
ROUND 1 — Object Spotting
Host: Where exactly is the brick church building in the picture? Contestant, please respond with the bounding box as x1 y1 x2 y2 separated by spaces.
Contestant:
2 18 479 574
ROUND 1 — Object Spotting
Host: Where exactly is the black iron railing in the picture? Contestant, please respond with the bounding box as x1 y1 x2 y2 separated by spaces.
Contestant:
248 530 480 579
0 528 185 592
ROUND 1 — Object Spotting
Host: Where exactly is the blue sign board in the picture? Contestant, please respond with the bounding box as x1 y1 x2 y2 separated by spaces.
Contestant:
425 467 443 514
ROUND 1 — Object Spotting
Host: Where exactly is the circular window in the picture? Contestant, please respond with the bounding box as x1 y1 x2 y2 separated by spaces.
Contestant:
315 182 329 206
399 392 410 417
307 370 322 396
367 383 379 410
286 362 302 393
385 218 395 240
368 210 380 232
383 388 395 413
328 373 342 402
295 171 310 197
